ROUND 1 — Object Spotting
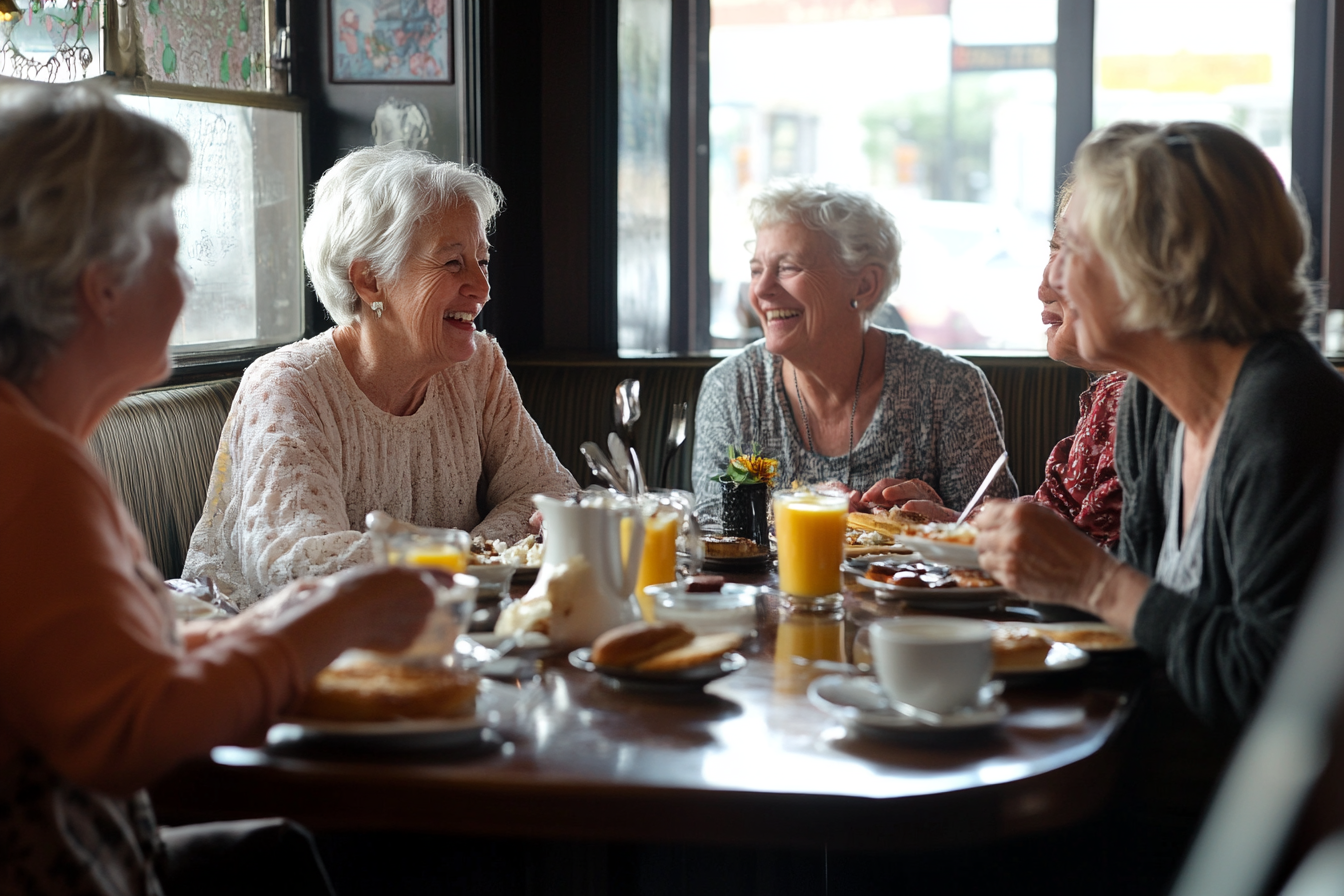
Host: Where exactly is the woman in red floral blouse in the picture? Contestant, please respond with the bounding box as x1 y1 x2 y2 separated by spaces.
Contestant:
1032 188 1127 548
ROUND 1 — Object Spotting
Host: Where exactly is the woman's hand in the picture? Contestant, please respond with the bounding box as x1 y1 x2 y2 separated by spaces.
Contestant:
975 499 1114 607
319 566 437 653
899 500 960 523
814 480 864 512
265 566 436 681
527 510 544 535
860 478 943 510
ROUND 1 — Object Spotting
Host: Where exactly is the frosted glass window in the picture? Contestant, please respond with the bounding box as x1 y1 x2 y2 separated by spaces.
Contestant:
119 95 304 351
709 1 1058 351
0 0 101 83
617 0 671 353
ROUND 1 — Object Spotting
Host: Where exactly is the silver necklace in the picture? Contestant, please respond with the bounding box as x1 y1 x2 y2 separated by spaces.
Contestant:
793 338 866 485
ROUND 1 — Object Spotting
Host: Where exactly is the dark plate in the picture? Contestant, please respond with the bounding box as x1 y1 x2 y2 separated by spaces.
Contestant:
568 647 747 692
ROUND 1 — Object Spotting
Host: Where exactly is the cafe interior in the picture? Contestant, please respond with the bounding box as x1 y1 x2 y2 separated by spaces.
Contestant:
6 0 1344 893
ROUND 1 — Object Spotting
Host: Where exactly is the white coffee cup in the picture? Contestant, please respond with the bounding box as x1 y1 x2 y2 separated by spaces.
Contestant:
868 617 994 714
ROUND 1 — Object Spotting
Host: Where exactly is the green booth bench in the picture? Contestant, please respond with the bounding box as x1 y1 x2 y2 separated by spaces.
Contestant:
87 354 1090 580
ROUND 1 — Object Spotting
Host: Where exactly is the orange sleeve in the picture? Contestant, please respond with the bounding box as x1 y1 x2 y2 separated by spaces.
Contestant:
0 418 306 796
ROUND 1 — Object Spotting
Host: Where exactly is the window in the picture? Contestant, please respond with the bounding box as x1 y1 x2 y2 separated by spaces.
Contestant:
0 0 306 364
1094 0 1295 183
616 0 1313 356
710 0 1059 352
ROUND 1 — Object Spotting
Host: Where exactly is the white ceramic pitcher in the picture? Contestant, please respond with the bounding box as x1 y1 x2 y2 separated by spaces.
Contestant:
530 493 644 646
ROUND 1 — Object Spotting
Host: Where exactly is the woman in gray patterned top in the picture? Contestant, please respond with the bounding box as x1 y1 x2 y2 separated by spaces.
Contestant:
692 180 1016 519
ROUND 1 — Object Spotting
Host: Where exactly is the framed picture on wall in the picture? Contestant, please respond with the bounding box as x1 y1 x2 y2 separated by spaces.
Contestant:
330 0 453 84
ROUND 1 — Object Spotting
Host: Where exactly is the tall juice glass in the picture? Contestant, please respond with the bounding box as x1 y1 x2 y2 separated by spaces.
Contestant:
773 488 847 599
632 490 693 621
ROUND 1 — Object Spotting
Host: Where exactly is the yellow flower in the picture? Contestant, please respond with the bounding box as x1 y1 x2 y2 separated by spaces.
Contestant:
735 453 779 487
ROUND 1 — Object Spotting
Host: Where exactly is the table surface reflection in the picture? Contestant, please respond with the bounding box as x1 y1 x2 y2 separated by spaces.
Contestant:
152 575 1139 851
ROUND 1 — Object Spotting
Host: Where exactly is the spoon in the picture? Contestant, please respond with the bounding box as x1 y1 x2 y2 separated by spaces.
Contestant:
614 379 645 492
580 441 626 493
659 401 688 488
955 450 1009 525
607 432 636 495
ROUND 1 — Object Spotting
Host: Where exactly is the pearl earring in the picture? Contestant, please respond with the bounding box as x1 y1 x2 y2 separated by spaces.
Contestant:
850 299 859 309
371 301 384 319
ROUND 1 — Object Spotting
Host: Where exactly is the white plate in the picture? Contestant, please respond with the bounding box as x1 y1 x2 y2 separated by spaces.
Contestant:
470 563 540 585
893 535 981 568
808 675 1007 740
996 641 1090 676
268 714 488 752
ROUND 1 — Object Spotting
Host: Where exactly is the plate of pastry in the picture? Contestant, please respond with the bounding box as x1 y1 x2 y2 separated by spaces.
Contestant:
270 660 495 752
569 622 747 692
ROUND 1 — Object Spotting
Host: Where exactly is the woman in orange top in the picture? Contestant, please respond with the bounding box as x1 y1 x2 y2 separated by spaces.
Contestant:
0 84 435 893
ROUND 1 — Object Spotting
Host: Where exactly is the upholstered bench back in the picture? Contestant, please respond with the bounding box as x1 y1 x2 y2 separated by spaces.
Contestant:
87 356 1089 578
508 355 1090 497
87 378 240 579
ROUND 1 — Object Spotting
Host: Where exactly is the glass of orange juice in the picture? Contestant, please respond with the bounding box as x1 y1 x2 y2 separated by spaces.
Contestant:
632 490 694 621
382 527 476 663
772 487 847 601
383 527 470 574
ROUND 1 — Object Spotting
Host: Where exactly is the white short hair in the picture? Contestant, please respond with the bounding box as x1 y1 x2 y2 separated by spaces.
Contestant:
0 81 189 384
303 146 504 325
749 179 902 312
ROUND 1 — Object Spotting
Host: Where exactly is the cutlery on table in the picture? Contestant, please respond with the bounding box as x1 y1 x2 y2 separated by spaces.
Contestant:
955 451 1009 525
581 441 626 493
607 432 636 495
614 379 645 493
659 401 688 488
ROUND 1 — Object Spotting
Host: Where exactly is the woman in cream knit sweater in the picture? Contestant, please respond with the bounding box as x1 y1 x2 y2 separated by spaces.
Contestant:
185 147 576 606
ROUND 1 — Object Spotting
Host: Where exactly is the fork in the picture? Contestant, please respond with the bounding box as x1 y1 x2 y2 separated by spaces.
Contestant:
659 401 688 488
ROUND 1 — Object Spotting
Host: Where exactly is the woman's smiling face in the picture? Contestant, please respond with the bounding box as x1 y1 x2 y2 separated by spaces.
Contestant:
1040 220 1085 368
378 200 491 368
748 221 863 360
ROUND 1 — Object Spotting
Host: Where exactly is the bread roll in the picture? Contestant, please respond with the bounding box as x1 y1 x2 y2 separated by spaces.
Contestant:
591 621 694 668
293 661 480 722
635 632 744 672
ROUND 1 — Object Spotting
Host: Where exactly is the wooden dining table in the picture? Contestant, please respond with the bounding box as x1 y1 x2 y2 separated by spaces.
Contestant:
151 566 1145 854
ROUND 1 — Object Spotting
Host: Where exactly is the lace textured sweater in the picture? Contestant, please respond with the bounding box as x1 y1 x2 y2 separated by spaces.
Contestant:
184 330 576 606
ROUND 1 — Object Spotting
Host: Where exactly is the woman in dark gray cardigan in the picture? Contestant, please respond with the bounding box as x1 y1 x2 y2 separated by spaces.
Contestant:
975 120 1344 729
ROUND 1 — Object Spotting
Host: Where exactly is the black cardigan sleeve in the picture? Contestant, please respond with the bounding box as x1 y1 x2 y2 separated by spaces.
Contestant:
1126 332 1344 729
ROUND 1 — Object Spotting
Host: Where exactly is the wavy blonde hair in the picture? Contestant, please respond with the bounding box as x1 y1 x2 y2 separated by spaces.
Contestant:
1073 120 1309 343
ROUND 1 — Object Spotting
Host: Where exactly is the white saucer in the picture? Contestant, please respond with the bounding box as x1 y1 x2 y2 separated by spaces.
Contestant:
808 674 1007 741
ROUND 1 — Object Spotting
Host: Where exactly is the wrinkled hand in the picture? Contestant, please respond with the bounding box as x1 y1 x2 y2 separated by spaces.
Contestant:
860 478 943 510
527 510 544 535
974 500 1112 608
814 480 864 513
899 500 959 523
318 565 436 653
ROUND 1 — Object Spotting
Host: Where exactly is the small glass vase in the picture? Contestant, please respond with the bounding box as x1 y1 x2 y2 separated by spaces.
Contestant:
720 480 770 546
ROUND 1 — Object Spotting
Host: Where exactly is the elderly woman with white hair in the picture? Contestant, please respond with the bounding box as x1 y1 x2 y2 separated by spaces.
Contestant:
692 180 1015 518
184 147 576 606
976 121 1344 728
0 83 437 893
